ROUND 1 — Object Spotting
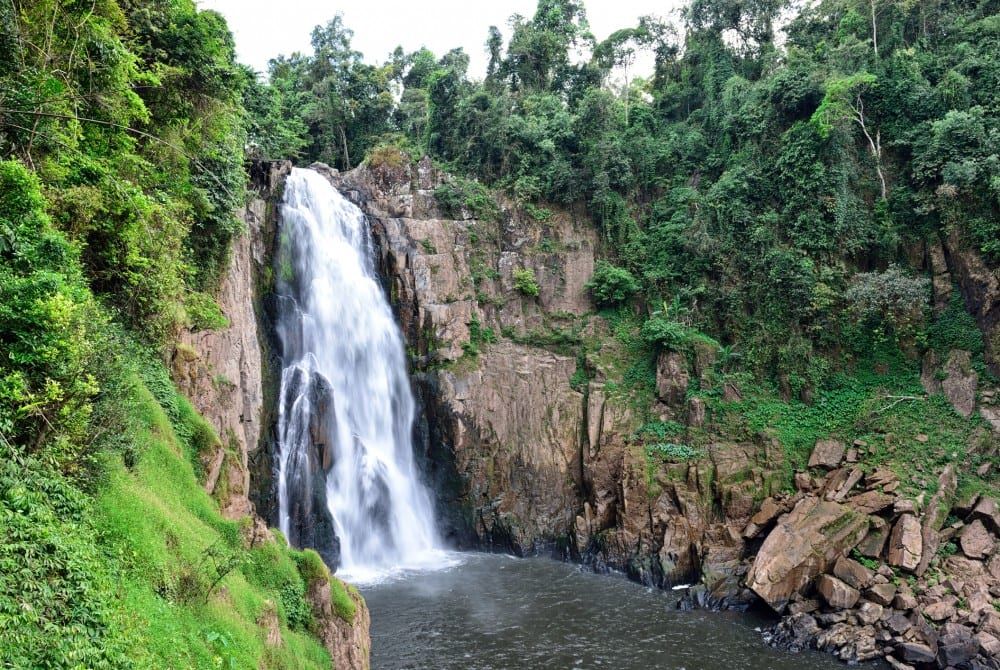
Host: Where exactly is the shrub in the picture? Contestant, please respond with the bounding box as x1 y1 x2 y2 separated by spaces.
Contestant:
0 160 101 470
586 261 640 307
184 291 230 331
434 177 500 221
845 265 930 338
640 316 690 350
513 268 540 297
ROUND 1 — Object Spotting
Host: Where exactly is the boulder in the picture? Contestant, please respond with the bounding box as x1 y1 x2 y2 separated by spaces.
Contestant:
809 439 846 469
686 397 706 427
924 599 957 621
751 496 783 526
788 598 820 615
896 642 935 665
794 471 815 492
968 590 992 613
976 631 1000 657
941 349 978 418
866 582 897 606
915 464 957 576
846 490 895 515
866 467 899 490
857 516 890 558
656 351 689 406
829 467 864 501
937 632 977 667
972 497 1000 535
884 656 914 670
857 601 884 625
886 611 912 634
833 555 874 590
960 519 996 559
746 497 869 612
887 514 923 571
816 574 861 609
765 612 820 652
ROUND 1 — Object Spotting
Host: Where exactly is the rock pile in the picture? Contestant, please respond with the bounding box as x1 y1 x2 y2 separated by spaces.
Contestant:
752 442 1000 669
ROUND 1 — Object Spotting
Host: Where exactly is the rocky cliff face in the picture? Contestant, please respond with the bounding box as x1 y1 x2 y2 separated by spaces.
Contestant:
170 160 370 670
944 232 1000 378
329 155 786 596
327 151 1000 670
172 161 288 519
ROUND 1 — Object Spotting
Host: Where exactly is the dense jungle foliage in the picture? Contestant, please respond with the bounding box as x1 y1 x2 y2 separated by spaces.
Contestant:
251 0 999 386
0 1 345 666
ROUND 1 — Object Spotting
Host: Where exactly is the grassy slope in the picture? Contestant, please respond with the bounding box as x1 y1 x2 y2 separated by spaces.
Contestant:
1 354 354 669
96 363 342 669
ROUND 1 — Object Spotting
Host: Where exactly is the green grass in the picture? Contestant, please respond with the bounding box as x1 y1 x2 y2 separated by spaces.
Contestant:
2 354 345 669
91 368 336 668
714 349 996 496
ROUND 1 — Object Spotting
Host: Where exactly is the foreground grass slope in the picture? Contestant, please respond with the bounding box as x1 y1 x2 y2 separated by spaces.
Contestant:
2 357 342 669
0 160 352 668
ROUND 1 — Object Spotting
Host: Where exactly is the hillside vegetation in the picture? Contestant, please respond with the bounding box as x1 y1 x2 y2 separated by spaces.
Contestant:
0 2 346 666
252 0 999 486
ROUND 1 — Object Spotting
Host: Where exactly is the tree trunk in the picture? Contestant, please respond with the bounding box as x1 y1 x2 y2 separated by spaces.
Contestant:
339 125 351 171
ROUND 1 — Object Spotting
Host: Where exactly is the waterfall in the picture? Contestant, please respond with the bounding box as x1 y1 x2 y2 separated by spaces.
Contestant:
275 167 442 582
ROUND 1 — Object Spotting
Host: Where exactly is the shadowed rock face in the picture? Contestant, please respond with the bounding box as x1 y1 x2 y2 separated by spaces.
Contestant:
171 160 290 520
944 230 1000 377
279 366 341 570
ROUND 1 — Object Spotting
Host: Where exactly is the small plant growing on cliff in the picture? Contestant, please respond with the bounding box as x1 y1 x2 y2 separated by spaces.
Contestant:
513 268 540 297
586 261 639 307
845 265 929 342
851 549 879 571
184 292 230 331
645 442 701 461
434 177 500 221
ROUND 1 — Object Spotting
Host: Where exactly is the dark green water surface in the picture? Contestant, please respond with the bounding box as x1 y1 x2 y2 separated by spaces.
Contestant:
362 552 882 670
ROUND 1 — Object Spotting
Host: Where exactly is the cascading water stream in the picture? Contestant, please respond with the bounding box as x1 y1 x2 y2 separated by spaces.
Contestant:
275 167 444 583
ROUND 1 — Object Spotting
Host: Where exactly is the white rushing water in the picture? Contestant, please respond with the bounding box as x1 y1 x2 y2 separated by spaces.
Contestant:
275 168 448 583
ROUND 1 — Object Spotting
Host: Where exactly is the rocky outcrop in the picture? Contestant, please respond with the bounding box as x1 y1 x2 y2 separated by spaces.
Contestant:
433 343 584 548
941 350 978 418
944 230 1000 376
306 574 371 670
171 160 290 518
745 497 867 612
331 155 599 551
754 462 1000 669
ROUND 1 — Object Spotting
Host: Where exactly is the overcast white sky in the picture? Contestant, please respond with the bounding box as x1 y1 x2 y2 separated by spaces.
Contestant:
197 0 683 78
